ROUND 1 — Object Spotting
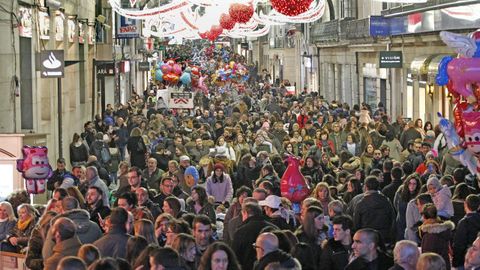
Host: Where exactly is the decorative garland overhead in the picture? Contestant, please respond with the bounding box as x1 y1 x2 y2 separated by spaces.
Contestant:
108 0 325 40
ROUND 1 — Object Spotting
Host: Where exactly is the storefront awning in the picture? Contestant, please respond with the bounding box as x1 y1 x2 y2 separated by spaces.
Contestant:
427 54 457 84
410 55 436 78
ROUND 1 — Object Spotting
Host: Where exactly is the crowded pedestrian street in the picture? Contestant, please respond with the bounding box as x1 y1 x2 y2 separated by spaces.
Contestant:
0 0 480 270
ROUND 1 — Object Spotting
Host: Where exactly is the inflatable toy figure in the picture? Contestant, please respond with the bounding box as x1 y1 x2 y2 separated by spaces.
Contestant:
436 30 480 103
463 111 480 159
16 146 53 194
280 155 311 205
438 113 480 179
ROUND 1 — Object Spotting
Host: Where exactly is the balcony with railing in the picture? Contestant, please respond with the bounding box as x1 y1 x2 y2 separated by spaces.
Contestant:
310 20 339 43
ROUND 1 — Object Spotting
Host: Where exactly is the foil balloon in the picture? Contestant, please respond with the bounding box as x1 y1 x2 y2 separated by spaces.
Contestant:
180 72 191 86
155 69 163 81
161 64 172 74
16 146 53 194
280 155 311 203
436 31 480 103
462 111 480 158
173 64 182 75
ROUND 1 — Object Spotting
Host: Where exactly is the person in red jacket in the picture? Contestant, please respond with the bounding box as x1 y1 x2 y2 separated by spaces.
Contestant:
297 109 309 129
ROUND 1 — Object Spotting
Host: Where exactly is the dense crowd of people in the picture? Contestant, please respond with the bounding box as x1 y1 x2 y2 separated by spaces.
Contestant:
1 52 480 270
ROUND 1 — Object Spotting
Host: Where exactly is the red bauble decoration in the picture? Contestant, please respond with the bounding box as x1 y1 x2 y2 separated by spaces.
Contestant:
220 13 236 30
229 3 254 24
270 0 313 16
199 31 209 40
206 25 223 41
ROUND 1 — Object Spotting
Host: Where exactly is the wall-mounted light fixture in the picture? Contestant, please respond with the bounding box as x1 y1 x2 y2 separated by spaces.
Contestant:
427 84 434 97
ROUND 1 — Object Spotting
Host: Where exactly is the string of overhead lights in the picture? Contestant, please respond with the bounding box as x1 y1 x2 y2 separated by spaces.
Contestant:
108 0 326 40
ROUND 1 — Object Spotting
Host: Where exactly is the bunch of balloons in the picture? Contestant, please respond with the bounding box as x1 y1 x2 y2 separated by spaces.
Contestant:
212 61 249 83
436 30 480 179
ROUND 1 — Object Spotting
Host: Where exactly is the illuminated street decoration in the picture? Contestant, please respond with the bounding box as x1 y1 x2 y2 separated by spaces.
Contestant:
108 0 325 39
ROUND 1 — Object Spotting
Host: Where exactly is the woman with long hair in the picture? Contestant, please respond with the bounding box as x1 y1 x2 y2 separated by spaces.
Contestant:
199 242 241 270
154 213 174 247
186 186 216 223
311 182 333 214
1 203 37 253
69 133 89 166
171 233 197 270
233 133 251 163
295 206 328 266
393 173 421 241
301 156 324 187
134 218 159 246
360 143 375 172
127 127 147 169
451 183 470 225
415 118 426 138
206 163 234 205
0 202 16 242
162 196 183 219
126 236 148 266
342 177 362 204
116 161 130 191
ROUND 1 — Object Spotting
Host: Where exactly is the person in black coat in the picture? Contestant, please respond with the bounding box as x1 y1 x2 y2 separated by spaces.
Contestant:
353 176 395 245
127 127 147 170
320 215 354 270
86 186 111 230
452 194 480 268
253 232 299 270
47 158 70 191
232 202 278 270
382 167 404 204
93 208 132 259
345 228 393 270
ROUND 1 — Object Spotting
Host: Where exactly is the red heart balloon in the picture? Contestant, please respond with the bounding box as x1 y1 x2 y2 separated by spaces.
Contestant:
270 0 313 16
229 3 254 24
220 13 236 30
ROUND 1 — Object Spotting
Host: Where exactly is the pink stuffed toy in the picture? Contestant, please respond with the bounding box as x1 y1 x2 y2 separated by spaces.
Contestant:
16 146 53 194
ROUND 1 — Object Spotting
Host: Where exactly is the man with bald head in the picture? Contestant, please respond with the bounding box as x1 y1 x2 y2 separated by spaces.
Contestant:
345 228 393 270
43 217 82 270
142 158 164 192
253 232 298 270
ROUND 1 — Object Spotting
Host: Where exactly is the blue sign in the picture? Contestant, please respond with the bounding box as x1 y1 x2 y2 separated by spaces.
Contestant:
117 15 140 38
370 16 389 37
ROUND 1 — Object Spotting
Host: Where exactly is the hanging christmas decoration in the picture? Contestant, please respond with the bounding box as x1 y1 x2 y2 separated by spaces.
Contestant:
270 0 313 17
108 0 326 39
220 13 236 30
229 3 254 24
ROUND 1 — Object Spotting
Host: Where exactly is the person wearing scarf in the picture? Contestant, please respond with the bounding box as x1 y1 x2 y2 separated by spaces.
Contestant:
1 203 37 253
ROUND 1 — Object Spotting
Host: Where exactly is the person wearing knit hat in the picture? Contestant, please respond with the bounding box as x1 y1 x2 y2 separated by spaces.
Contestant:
427 175 454 219
184 166 199 188
206 163 233 206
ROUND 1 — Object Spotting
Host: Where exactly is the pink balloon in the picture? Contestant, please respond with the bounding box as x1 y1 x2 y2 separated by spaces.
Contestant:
161 64 172 74
447 58 480 99
173 64 182 75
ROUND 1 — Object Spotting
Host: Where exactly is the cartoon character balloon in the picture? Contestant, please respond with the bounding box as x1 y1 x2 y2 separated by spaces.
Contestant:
436 29 480 179
280 155 311 205
16 146 53 194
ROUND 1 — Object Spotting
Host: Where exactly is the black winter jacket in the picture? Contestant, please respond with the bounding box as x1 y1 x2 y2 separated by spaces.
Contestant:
452 212 480 267
319 238 352 270
253 249 297 270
